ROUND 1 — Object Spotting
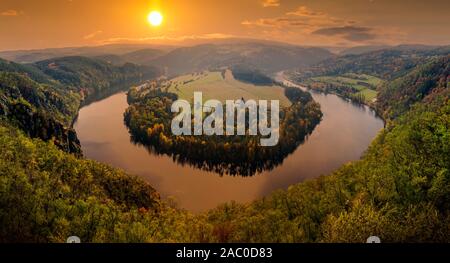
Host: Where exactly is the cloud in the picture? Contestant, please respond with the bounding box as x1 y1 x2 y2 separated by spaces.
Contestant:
286 6 325 17
239 5 404 45
262 0 280 7
242 6 343 29
1 10 21 16
83 30 103 40
242 18 308 27
312 26 376 41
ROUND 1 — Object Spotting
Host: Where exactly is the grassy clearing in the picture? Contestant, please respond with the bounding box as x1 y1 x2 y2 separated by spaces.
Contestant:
166 70 291 107
357 89 378 101
309 73 383 103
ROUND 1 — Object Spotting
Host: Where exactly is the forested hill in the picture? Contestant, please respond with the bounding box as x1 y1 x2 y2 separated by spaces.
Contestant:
34 56 160 98
147 43 333 76
377 55 449 119
0 52 448 243
293 47 450 81
0 72 82 153
0 56 160 153
0 58 55 84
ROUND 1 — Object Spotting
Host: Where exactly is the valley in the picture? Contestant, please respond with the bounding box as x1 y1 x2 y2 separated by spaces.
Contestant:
73 72 383 211
0 42 448 242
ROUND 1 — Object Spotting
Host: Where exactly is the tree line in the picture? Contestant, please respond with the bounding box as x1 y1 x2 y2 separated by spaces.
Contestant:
124 82 322 176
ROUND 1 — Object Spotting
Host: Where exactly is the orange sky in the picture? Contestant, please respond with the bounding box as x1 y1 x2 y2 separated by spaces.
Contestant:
0 0 449 51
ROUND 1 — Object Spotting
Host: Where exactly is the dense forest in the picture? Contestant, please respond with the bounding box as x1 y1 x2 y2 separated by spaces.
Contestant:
229 65 274 85
0 57 160 154
0 51 448 242
203 56 449 242
376 55 450 119
289 47 450 106
124 78 322 176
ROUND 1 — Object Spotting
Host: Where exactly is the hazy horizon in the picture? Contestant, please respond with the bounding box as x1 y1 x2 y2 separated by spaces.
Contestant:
1 0 450 51
0 38 449 54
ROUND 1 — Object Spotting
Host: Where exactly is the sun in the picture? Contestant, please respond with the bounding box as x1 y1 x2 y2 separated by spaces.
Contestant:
147 11 163 27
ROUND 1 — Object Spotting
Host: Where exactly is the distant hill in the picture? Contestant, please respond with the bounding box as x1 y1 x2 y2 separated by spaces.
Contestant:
120 48 166 65
95 49 167 66
340 45 392 55
146 42 333 76
292 46 450 81
340 44 443 56
34 56 160 96
0 44 174 63
93 54 127 66
1 41 332 75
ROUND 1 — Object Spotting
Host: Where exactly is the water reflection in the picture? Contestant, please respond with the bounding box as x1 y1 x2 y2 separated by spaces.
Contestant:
74 85 384 212
128 133 312 177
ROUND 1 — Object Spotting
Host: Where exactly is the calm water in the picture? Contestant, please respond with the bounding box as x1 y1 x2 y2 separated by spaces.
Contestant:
73 78 384 212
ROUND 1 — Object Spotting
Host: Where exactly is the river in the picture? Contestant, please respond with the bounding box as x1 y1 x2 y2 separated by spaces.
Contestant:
73 76 384 212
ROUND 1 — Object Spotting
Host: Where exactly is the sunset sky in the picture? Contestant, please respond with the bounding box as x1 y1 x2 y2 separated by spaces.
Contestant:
0 0 449 51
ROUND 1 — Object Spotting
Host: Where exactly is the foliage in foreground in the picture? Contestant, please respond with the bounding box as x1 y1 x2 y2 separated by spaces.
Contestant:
206 91 449 242
1 83 447 242
0 121 193 243
0 55 449 243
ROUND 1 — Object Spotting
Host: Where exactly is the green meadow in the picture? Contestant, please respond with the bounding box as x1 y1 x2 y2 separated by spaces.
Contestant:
310 73 383 102
166 70 292 107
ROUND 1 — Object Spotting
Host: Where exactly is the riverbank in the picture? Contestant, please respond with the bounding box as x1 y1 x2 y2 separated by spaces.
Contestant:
74 74 384 211
276 72 386 123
